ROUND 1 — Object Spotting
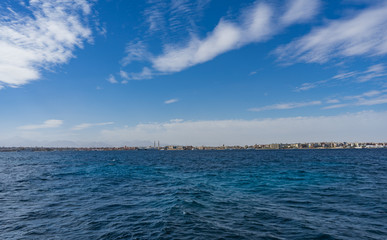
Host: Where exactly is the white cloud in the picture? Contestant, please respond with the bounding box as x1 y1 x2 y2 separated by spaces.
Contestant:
332 65 386 82
324 89 387 109
275 3 387 63
18 119 63 130
143 0 211 34
296 64 387 91
249 100 321 112
101 111 387 145
357 64 387 82
0 1 92 88
280 0 320 26
295 79 328 91
151 3 273 73
107 74 118 84
170 118 184 123
367 64 384 73
323 104 349 110
356 95 387 106
144 1 166 33
164 98 179 104
332 71 358 80
326 99 340 104
72 122 114 131
122 41 150 66
344 89 387 100
124 0 320 79
119 70 129 80
120 67 153 81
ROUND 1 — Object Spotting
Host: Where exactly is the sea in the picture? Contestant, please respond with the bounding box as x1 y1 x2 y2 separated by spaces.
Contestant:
0 149 386 240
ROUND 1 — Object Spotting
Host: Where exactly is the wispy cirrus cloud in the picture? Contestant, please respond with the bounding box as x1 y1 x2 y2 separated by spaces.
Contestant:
249 100 321 112
72 122 114 131
144 0 211 35
356 95 387 106
280 0 320 26
332 71 358 80
324 89 387 109
120 67 153 82
296 79 329 92
0 0 92 88
296 64 387 91
18 119 63 130
164 98 179 104
357 64 387 82
275 2 387 63
121 41 151 66
151 2 274 73
333 64 386 83
144 0 168 33
123 0 321 79
343 89 386 100
326 99 340 104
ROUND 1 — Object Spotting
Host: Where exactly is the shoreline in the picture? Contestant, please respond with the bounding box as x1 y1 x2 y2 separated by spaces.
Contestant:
1 145 386 152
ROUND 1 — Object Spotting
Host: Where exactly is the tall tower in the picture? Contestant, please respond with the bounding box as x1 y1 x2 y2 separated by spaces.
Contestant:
158 141 160 148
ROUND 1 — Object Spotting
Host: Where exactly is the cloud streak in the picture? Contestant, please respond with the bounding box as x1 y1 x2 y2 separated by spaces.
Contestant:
151 3 273 73
0 1 92 88
275 3 387 63
120 67 153 82
280 0 320 26
324 89 387 109
124 0 321 78
143 0 211 35
72 122 114 131
122 41 150 66
18 119 63 130
249 100 321 112
296 64 387 91
164 98 178 104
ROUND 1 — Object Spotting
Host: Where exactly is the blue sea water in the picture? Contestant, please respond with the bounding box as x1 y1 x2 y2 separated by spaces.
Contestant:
0 149 386 240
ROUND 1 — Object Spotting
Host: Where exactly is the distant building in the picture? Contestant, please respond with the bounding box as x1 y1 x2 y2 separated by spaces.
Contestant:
270 144 279 149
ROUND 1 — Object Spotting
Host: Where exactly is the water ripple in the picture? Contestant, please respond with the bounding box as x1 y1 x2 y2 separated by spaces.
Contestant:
0 149 386 239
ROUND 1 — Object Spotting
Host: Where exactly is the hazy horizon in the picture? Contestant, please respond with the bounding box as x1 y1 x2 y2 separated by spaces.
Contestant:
2 110 387 148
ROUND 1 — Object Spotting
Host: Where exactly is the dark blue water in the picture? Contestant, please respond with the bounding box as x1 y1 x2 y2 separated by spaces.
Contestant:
0 150 386 239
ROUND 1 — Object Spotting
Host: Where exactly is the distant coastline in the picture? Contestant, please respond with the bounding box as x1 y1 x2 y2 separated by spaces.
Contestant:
1 142 386 152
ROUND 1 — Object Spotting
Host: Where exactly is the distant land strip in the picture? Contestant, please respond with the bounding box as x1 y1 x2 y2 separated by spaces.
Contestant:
1 142 386 152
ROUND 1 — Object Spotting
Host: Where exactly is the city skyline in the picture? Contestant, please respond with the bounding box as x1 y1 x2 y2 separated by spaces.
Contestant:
1 141 386 150
1 0 387 146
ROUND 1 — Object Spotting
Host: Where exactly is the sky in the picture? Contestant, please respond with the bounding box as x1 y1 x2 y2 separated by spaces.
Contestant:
0 0 387 147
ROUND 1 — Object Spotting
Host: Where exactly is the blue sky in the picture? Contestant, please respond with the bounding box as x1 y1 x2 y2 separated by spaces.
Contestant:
0 0 387 146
